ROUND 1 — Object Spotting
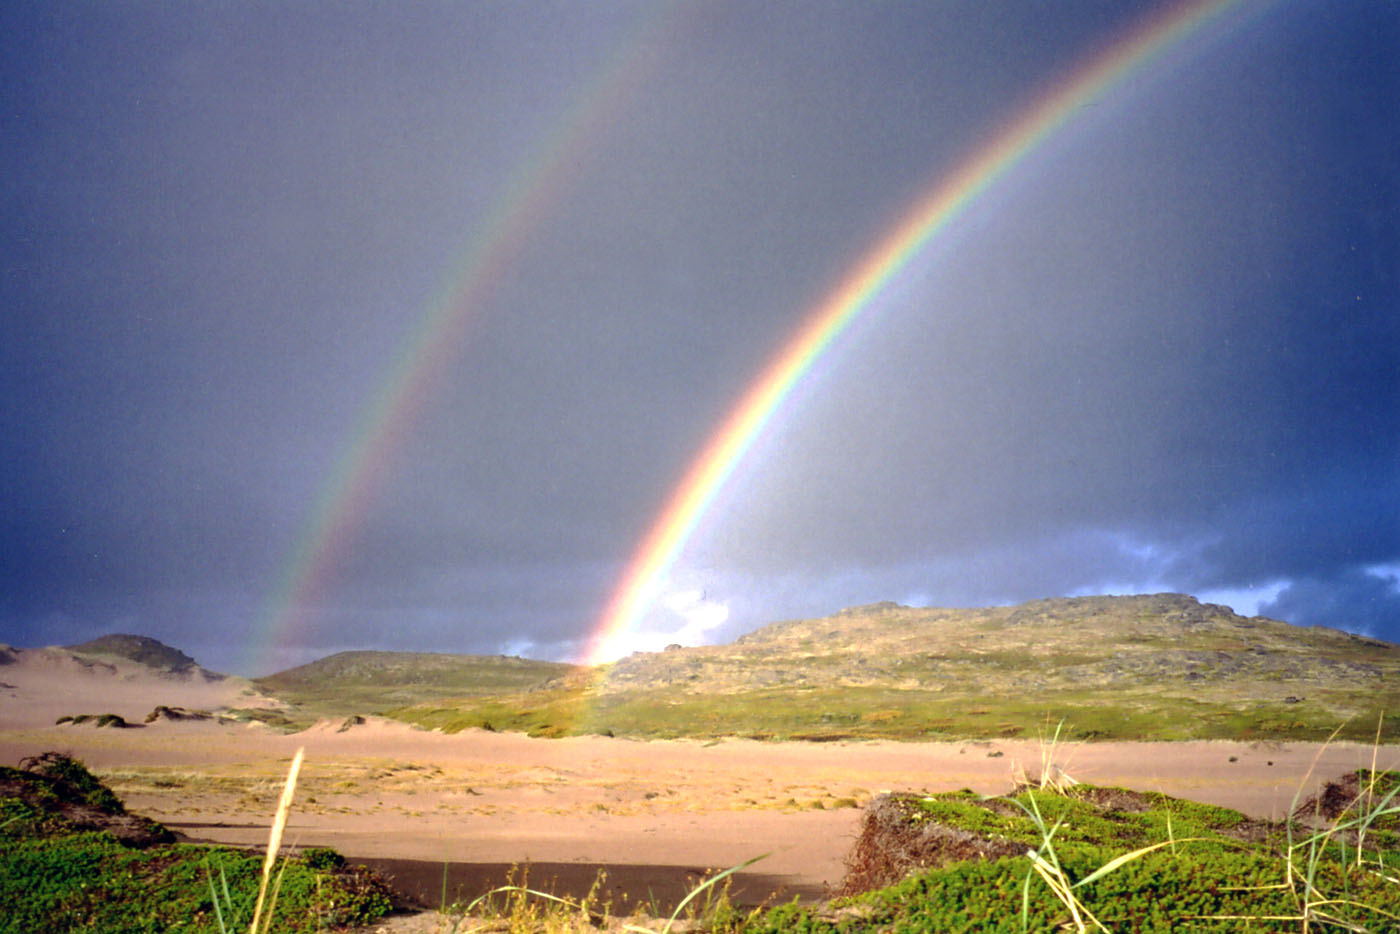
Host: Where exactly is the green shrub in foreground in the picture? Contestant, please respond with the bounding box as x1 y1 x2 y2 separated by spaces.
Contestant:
741 777 1400 934
0 830 392 933
746 844 1397 933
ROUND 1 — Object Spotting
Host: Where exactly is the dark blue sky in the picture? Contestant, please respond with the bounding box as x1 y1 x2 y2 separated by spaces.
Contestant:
2 0 1396 674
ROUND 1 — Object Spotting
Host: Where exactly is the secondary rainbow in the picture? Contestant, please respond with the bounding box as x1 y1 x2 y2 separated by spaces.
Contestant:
245 6 685 676
584 0 1262 666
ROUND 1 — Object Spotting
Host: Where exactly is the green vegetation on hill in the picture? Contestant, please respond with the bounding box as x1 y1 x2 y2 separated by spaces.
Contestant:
64 634 199 673
254 650 578 726
384 595 1400 742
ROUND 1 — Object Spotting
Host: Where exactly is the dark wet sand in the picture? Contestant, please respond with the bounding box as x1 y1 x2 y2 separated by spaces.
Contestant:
350 856 826 914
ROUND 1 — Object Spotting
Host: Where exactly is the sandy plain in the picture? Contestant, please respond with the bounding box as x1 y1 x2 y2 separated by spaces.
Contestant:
3 647 1398 924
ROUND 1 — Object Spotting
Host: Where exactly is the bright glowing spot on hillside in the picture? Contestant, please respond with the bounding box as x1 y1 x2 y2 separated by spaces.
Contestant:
593 588 730 663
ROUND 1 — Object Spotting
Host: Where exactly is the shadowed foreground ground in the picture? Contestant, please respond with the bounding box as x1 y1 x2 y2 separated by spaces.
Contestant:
346 857 825 914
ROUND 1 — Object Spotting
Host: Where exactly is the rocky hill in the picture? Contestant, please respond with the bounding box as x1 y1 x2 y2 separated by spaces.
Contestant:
389 593 1400 742
64 634 205 676
600 593 1395 701
259 650 572 688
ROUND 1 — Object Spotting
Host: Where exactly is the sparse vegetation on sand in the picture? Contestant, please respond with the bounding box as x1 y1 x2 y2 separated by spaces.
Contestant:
374 769 1400 933
430 858 763 934
55 712 133 728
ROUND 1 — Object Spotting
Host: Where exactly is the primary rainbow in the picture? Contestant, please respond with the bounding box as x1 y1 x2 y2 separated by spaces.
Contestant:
583 0 1261 666
245 5 686 676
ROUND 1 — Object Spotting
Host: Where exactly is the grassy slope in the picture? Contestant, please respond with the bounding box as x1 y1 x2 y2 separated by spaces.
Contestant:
385 594 1400 742
252 650 578 727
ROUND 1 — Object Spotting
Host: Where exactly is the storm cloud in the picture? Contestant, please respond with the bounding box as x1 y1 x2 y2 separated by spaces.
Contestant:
2 0 1395 673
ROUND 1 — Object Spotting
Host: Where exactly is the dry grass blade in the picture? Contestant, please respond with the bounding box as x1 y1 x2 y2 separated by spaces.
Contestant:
1205 723 1399 931
1074 836 1209 889
1014 718 1079 794
622 854 767 934
447 884 586 933
248 746 303 934
1026 848 1102 933
1012 787 1219 934
1361 712 1385 866
1014 793 1100 934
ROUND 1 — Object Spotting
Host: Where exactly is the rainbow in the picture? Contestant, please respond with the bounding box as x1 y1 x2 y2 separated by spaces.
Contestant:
245 5 687 676
583 0 1264 666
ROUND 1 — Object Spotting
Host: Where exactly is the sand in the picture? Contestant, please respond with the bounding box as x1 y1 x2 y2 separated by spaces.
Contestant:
0 644 281 730
3 649 1397 922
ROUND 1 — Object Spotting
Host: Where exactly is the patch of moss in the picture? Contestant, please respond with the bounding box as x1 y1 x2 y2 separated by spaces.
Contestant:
0 756 393 933
0 832 393 933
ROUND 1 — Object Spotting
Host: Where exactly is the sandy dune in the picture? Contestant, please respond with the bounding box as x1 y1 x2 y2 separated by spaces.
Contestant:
3 652 1397 915
0 644 280 729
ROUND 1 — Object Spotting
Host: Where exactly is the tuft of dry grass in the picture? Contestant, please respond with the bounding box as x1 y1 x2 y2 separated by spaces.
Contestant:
248 746 303 934
1011 717 1080 794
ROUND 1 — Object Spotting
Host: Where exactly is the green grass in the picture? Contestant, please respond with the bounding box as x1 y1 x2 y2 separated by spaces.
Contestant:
384 681 1400 743
748 848 1295 933
252 650 577 729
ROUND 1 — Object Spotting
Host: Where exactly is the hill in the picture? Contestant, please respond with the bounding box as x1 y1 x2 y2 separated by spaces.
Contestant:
0 640 279 730
387 593 1400 742
64 634 202 675
253 651 579 725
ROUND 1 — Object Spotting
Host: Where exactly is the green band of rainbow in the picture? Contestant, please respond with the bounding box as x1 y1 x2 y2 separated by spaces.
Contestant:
584 0 1262 666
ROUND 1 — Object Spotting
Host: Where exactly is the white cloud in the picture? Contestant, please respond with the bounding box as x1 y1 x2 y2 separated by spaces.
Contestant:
604 588 732 658
1196 580 1291 618
499 638 538 659
1365 563 1400 589
660 589 731 641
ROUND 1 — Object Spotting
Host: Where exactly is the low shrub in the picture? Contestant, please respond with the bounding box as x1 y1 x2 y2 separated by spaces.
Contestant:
0 753 393 933
743 775 1400 933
